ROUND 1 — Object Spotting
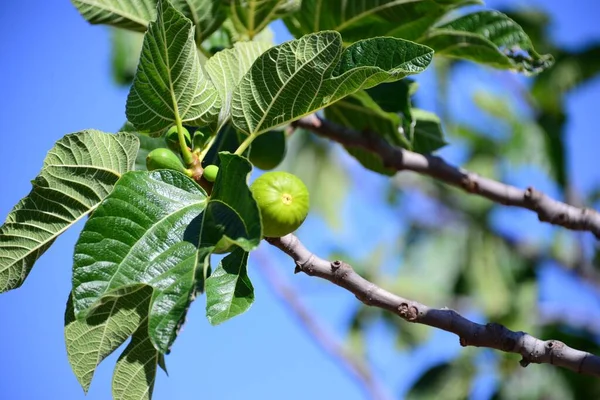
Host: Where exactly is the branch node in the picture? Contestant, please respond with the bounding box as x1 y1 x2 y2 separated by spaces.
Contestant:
461 173 480 194
520 357 531 368
398 303 419 322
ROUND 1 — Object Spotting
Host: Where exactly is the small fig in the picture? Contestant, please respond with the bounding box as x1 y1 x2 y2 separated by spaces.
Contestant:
192 130 208 151
146 148 186 173
250 171 309 238
165 125 191 153
203 165 219 182
249 130 286 170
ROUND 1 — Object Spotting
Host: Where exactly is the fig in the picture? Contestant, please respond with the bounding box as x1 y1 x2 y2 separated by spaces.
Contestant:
165 125 191 153
250 171 309 238
146 148 187 173
203 165 219 182
249 130 286 170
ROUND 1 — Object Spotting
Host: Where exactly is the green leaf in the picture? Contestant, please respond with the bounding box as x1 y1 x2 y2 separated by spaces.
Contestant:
226 0 300 39
73 0 225 43
0 131 138 294
198 153 262 255
205 41 271 131
232 31 433 136
171 0 226 43
112 28 145 86
284 0 480 42
205 248 253 324
64 287 153 393
112 319 161 400
71 0 156 32
72 170 208 353
126 0 220 135
421 11 554 74
325 92 403 175
410 108 447 153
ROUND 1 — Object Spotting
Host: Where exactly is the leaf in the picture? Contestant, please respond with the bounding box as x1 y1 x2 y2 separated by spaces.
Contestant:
72 170 208 353
226 0 300 39
232 31 433 136
126 0 221 135
410 108 447 153
0 131 138 293
73 0 225 43
64 287 153 393
421 11 554 74
284 0 480 42
171 0 226 43
112 28 145 86
198 153 262 256
205 248 253 324
205 41 271 131
71 0 156 32
325 92 403 175
112 319 161 400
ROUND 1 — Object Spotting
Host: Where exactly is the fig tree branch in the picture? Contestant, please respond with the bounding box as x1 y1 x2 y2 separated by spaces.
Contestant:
294 115 600 239
267 234 600 378
253 250 392 400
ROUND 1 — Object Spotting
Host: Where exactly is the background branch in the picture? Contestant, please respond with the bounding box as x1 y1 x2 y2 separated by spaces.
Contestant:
253 250 392 400
267 234 600 378
294 115 600 239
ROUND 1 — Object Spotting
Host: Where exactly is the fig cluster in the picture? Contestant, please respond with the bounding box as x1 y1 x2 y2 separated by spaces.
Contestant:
146 125 310 238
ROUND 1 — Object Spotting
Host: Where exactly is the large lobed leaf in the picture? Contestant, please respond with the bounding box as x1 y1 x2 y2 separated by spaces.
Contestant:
72 170 208 353
284 0 480 42
126 0 220 135
231 31 434 136
205 41 272 131
421 11 554 74
64 287 153 393
0 131 138 293
72 0 224 43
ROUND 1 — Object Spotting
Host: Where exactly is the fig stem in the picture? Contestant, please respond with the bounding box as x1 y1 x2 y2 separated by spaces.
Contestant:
234 133 257 156
197 133 217 163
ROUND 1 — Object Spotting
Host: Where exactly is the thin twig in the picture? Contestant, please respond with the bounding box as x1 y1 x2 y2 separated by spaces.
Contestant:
253 249 393 400
267 234 600 377
294 115 600 239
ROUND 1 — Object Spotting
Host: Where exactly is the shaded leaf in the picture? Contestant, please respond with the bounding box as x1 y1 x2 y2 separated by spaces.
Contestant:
226 0 300 39
112 28 145 86
72 170 208 353
71 0 156 32
64 287 153 393
232 31 433 136
112 319 161 400
126 0 220 135
421 11 553 74
205 248 253 324
284 0 480 42
0 131 138 293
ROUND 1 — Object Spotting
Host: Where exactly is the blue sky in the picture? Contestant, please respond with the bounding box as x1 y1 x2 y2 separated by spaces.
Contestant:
1 1 599 399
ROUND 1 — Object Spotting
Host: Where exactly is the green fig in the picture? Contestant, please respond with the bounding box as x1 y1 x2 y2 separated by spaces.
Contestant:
203 165 219 182
146 148 187 173
250 171 309 237
165 125 191 153
249 130 287 170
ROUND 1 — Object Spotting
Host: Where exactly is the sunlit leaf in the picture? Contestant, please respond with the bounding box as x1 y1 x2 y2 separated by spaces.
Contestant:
126 0 220 135
232 31 433 136
0 131 138 293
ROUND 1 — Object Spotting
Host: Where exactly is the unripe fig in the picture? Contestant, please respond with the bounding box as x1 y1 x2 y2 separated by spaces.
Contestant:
249 130 286 170
146 148 186 173
203 165 219 182
250 171 309 238
165 125 191 153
